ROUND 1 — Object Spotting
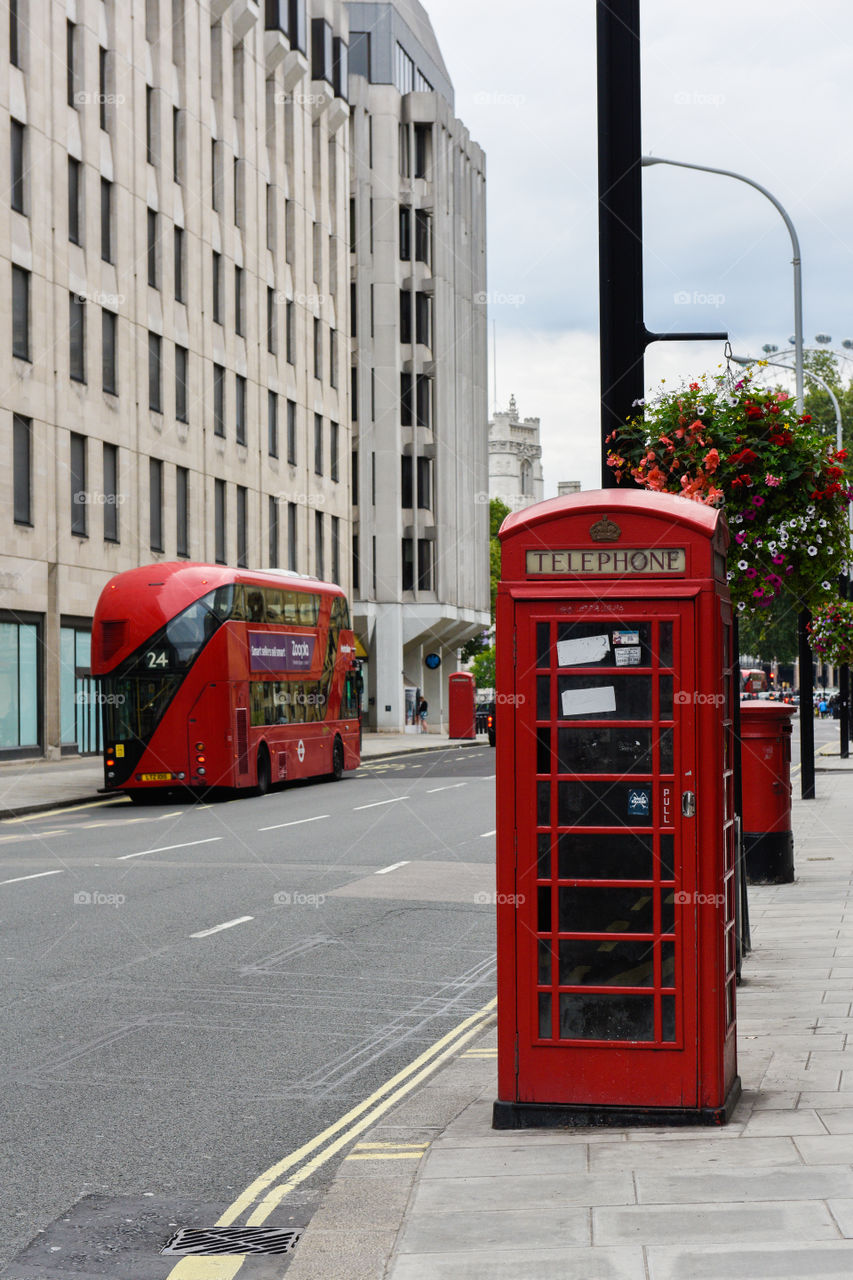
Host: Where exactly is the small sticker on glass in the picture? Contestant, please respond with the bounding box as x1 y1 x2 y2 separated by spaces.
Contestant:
613 630 640 645
560 686 617 718
628 788 651 817
615 646 642 667
556 634 610 667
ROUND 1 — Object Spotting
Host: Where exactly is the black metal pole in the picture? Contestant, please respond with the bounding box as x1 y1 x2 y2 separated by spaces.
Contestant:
799 609 816 798
597 0 644 488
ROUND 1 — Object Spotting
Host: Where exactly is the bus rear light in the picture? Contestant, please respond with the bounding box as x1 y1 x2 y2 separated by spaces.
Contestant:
195 742 204 750
197 767 206 776
177 772 186 780
106 758 115 767
196 755 206 764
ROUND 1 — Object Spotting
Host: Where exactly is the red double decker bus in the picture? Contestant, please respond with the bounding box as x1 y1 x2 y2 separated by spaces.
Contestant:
91 563 361 801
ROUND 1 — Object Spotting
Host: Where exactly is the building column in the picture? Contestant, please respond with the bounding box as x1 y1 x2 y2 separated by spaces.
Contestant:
373 602 405 731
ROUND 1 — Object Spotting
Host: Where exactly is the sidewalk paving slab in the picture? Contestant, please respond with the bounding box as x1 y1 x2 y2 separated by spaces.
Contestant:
283 769 853 1280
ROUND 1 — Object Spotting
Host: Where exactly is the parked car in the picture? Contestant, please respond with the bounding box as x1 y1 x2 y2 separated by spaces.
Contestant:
484 700 496 747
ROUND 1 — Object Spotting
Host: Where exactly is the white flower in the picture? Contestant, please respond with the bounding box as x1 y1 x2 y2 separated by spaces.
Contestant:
738 560 748 570
768 542 777 553
755 539 763 548
819 519 827 528
808 546 818 556
737 601 746 611
822 581 832 590
727 571 734 581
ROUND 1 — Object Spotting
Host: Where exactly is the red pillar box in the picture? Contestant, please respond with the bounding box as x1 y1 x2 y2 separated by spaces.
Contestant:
493 490 741 1128
448 672 476 739
740 702 795 884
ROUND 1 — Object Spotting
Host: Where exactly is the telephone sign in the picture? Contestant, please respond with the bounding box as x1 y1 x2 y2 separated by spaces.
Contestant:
493 490 740 1128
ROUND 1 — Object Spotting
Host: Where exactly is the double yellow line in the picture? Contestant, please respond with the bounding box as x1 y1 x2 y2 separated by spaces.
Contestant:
165 997 496 1279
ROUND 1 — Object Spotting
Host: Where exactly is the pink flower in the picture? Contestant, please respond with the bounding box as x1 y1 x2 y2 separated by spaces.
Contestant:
752 495 765 507
752 588 765 598
765 474 781 487
766 573 783 588
772 553 786 564
735 531 747 545
745 567 758 579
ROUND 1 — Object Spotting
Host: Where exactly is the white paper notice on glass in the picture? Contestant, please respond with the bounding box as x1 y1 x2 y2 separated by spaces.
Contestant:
615 646 642 667
560 686 617 718
556 634 610 667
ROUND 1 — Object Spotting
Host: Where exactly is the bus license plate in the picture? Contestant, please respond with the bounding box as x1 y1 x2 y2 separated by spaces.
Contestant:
140 772 172 781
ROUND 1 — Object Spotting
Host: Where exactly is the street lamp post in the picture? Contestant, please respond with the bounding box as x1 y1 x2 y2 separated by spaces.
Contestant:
642 156 804 413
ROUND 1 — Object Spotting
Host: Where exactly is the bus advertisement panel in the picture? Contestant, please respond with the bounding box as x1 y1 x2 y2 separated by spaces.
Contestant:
91 563 361 800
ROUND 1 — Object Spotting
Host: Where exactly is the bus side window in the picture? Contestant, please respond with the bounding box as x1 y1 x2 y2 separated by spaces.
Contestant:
247 590 265 622
265 589 285 624
231 585 248 621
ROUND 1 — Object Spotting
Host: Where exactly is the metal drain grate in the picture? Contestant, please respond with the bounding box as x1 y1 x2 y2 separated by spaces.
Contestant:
161 1227 301 1256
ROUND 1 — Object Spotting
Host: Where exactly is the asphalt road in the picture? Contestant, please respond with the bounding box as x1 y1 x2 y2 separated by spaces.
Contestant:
0 746 497 1275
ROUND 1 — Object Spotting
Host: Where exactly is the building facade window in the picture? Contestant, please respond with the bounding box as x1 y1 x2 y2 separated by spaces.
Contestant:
400 372 413 426
173 106 182 183
236 485 248 567
0 617 40 752
176 465 189 557
268 389 278 456
175 344 188 421
313 317 322 379
212 250 222 322
10 0 21 67
147 209 159 288
174 226 185 301
149 457 163 551
415 209 431 264
399 205 411 259
99 47 108 129
213 363 225 436
418 538 432 590
70 432 87 535
69 293 86 382
148 332 162 411
352 532 359 592
331 515 340 584
102 309 117 395
330 421 339 481
402 537 414 591
330 327 337 387
146 86 155 163
235 264 244 334
314 413 323 475
100 179 113 262
268 495 279 568
351 448 358 506
287 398 297 463
214 478 226 563
11 120 25 214
13 414 32 526
68 157 82 243
351 365 358 420
12 266 29 360
417 456 431 509
401 454 412 508
287 501 297 571
267 286 276 353
286 300 294 363
67 20 76 106
103 442 119 542
416 374 431 428
236 374 247 444
314 510 324 579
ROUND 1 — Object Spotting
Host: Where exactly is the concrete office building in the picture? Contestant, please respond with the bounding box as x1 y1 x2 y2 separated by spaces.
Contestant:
1 0 352 758
489 394 544 512
347 0 489 731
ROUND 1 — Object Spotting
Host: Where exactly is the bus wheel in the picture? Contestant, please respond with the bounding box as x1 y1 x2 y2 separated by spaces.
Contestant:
127 789 155 806
331 737 344 781
256 747 272 796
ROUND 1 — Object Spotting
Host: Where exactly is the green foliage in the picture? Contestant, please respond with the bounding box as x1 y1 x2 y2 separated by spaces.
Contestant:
489 498 511 623
470 645 496 690
737 600 800 663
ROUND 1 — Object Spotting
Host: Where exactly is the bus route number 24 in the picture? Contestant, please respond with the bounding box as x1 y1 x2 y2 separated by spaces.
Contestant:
145 650 169 668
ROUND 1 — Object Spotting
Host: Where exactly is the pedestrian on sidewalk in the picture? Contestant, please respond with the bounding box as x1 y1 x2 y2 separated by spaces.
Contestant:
417 697 429 733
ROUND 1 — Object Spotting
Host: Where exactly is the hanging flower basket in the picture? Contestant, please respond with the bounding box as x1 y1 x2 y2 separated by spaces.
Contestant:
606 368 852 615
808 601 853 666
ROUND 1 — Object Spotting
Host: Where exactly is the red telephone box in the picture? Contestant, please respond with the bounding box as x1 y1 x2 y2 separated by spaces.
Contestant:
448 672 476 739
493 491 740 1127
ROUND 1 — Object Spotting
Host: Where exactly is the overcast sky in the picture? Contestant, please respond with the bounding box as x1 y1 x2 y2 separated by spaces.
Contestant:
421 0 853 493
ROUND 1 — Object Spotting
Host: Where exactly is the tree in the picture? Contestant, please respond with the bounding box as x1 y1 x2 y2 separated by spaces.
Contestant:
470 645 495 690
461 498 511 662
